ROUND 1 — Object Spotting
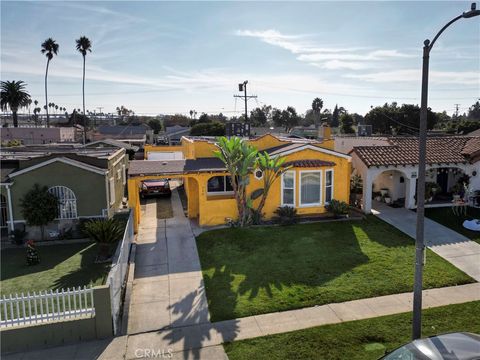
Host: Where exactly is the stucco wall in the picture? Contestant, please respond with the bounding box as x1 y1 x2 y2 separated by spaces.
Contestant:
334 136 389 154
10 162 107 220
193 148 351 226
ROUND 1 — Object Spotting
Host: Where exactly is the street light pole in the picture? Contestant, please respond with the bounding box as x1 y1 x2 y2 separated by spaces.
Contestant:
413 2 480 340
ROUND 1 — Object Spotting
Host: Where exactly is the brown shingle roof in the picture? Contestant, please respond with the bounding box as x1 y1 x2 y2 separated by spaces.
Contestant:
284 159 336 168
353 136 480 167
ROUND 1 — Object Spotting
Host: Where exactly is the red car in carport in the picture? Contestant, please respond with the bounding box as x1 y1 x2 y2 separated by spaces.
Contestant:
140 179 172 198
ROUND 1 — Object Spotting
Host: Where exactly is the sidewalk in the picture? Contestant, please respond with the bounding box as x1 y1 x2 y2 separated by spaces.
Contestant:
127 189 210 334
372 201 480 281
5 283 479 359
123 282 480 359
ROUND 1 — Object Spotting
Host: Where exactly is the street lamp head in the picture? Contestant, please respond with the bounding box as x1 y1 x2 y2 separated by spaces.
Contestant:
462 2 480 17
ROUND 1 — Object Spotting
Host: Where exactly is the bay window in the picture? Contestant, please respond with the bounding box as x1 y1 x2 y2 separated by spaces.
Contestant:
300 171 322 207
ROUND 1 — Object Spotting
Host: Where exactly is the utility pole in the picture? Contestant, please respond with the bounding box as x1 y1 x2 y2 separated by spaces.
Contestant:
413 2 479 341
234 80 257 123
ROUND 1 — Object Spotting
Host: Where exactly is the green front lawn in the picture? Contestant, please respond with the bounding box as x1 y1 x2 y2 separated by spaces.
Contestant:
1 242 111 296
196 216 473 322
224 301 480 360
425 206 480 244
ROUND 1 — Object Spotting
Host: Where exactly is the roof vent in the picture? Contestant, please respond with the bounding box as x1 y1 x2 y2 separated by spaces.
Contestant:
162 162 167 165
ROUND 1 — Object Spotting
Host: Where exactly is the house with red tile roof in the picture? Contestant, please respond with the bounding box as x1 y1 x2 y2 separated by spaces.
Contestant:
350 136 480 213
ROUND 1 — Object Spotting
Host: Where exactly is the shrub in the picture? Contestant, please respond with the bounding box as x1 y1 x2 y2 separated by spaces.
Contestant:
274 206 297 225
326 199 349 218
84 218 124 244
20 184 58 240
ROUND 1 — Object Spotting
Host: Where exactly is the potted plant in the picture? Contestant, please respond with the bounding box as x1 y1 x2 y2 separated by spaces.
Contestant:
450 183 463 201
384 196 392 204
350 174 363 200
425 182 440 202
373 192 382 202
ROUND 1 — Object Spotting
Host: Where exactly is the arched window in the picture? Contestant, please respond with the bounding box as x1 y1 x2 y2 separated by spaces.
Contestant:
48 186 78 219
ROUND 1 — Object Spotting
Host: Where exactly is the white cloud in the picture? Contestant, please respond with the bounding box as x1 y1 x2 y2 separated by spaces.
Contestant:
235 28 415 71
344 69 479 85
317 60 370 70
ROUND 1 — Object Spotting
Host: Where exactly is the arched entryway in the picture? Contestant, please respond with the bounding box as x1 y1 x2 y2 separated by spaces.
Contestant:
371 169 409 208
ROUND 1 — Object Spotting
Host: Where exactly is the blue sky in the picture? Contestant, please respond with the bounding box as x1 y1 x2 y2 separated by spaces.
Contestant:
1 1 479 117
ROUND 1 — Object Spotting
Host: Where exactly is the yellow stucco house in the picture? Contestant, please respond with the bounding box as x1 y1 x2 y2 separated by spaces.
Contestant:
128 131 351 230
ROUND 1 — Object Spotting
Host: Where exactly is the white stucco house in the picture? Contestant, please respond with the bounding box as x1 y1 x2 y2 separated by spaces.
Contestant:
349 136 480 213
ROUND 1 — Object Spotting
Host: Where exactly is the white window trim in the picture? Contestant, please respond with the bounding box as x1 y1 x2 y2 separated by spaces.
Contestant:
207 175 234 196
325 169 334 205
122 164 126 185
281 170 296 207
48 186 78 219
109 177 115 205
299 170 322 208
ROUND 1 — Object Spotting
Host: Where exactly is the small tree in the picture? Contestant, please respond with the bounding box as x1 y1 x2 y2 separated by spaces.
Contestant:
20 184 58 240
339 113 355 134
214 137 258 227
254 152 288 217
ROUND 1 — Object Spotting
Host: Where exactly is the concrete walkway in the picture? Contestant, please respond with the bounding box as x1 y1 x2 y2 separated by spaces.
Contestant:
127 189 210 334
7 283 479 359
372 201 480 281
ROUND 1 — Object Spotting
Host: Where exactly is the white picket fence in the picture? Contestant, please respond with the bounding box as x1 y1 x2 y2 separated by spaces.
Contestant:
0 286 95 328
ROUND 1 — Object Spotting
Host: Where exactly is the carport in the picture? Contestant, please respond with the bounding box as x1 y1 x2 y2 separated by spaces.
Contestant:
128 160 185 231
127 158 231 231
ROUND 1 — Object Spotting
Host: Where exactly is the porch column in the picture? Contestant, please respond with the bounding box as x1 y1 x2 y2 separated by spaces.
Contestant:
362 171 373 214
405 177 417 209
6 184 14 232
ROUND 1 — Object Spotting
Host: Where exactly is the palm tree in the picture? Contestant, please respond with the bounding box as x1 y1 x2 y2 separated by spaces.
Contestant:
41 38 59 128
1 80 31 127
312 97 324 129
76 36 92 144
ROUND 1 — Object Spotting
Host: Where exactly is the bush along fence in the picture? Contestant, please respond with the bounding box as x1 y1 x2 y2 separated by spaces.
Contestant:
0 210 134 353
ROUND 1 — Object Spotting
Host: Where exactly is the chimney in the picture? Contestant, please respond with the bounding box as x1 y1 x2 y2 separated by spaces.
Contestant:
318 122 331 140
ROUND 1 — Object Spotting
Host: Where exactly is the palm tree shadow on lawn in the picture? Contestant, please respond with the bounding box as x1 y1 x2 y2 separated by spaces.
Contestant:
160 275 240 360
198 221 372 321
52 243 111 290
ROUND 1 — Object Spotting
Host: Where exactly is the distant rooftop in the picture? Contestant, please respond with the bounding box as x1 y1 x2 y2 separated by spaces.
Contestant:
0 144 121 161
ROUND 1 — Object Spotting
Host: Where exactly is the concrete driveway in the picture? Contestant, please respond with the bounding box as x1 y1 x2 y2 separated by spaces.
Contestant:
372 201 480 281
127 189 210 335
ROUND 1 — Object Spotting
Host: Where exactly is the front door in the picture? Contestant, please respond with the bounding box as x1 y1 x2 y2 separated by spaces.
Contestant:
436 171 449 194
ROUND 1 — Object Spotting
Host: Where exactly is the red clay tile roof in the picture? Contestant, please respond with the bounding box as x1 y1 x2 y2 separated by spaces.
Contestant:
353 136 480 167
284 159 336 168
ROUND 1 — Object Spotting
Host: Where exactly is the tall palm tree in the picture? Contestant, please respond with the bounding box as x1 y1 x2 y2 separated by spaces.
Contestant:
311 97 324 129
41 38 59 128
1 80 31 127
76 36 92 144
